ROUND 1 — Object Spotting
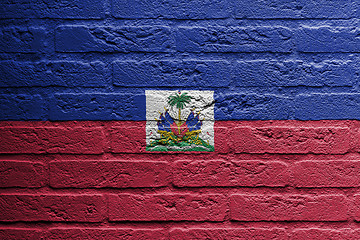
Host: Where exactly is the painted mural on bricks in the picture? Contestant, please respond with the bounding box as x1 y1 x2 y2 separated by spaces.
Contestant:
146 90 214 152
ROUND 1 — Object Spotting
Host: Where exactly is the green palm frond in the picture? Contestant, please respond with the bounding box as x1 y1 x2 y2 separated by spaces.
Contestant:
168 92 192 109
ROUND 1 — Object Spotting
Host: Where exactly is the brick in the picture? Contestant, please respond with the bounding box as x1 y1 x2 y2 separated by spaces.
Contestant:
176 26 293 52
109 194 226 221
293 161 360 187
234 0 354 19
297 61 356 87
0 27 47 53
214 127 230 153
0 195 106 222
50 160 170 188
230 194 348 221
48 228 166 239
49 93 146 121
0 127 105 154
292 228 353 240
0 229 44 240
230 126 351 154
170 228 288 240
112 0 229 19
294 94 360 120
215 94 292 120
173 160 289 187
113 60 231 87
109 126 146 153
0 161 46 188
352 195 360 221
0 61 107 87
56 26 174 53
0 0 105 19
0 94 44 120
233 60 355 87
297 27 360 52
110 127 146 153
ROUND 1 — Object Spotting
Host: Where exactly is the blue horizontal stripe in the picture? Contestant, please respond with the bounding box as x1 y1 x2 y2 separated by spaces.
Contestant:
1 92 360 121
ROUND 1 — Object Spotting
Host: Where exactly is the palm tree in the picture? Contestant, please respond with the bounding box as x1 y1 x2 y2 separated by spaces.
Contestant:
168 92 192 124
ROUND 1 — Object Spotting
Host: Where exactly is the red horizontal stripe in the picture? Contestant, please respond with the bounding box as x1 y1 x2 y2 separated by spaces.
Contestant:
0 120 358 154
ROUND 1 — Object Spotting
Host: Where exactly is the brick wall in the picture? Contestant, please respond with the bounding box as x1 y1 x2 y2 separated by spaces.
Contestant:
1 0 360 239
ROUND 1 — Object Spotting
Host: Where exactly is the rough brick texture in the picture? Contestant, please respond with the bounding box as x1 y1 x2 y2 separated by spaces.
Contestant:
297 27 360 52
0 0 105 19
56 26 174 53
234 0 355 19
352 195 360 221
0 161 46 188
0 229 44 240
173 160 289 187
0 195 106 222
0 95 44 120
48 228 167 239
50 94 146 120
293 161 360 187
0 27 47 53
230 126 352 154
0 61 107 87
1 0 360 238
170 228 288 240
50 160 170 188
215 93 292 120
113 60 231 87
108 194 226 221
112 0 230 19
292 228 357 240
295 94 360 120
109 126 146 153
176 26 293 53
233 60 356 87
0 126 105 154
230 194 349 221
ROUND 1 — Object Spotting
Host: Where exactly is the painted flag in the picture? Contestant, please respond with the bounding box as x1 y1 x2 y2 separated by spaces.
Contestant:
1 0 360 237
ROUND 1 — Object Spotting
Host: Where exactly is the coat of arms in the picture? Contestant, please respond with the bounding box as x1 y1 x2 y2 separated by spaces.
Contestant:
146 90 214 152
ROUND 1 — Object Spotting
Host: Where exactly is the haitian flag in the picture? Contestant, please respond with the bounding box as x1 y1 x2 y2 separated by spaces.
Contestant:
2 0 360 235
